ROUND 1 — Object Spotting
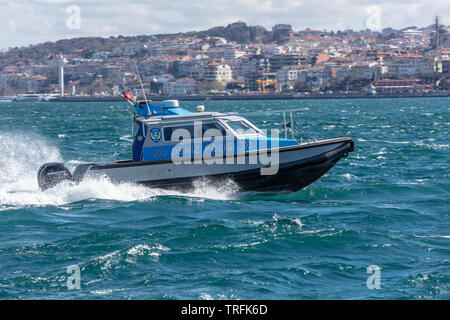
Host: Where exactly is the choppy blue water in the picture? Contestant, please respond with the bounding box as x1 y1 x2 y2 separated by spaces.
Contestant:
0 98 448 299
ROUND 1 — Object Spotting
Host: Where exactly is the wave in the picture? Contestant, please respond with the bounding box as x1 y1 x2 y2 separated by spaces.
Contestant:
94 243 170 270
413 140 449 150
243 213 304 233
0 132 239 209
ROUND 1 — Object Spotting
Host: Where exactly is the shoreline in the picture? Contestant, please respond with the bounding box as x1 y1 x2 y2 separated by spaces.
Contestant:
2 92 448 103
50 92 449 102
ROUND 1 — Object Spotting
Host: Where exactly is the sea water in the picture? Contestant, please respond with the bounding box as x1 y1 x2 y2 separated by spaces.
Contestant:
0 98 448 299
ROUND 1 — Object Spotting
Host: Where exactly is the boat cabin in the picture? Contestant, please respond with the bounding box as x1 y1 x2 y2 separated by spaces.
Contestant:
131 100 299 162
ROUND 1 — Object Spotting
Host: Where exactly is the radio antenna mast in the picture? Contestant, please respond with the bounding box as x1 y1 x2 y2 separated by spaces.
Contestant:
134 61 151 115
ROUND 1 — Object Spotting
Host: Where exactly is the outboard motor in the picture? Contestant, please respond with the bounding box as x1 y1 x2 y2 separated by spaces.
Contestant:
37 162 72 191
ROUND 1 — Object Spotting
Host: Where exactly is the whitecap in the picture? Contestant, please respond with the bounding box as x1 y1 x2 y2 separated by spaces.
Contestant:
339 173 357 181
199 293 214 300
126 243 170 257
90 288 124 295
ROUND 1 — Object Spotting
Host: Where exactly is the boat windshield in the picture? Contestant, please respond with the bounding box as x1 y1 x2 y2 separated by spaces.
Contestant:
225 120 260 135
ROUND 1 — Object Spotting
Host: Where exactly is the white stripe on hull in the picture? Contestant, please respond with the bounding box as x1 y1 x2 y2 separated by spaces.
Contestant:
89 142 345 183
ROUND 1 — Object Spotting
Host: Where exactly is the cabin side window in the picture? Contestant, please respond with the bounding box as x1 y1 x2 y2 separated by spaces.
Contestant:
163 122 227 142
163 125 194 142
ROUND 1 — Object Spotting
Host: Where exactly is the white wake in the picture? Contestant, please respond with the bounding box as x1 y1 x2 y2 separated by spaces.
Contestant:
0 132 238 209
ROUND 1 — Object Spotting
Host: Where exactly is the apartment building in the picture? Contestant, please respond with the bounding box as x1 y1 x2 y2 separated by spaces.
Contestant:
384 55 434 78
163 78 199 95
205 62 233 82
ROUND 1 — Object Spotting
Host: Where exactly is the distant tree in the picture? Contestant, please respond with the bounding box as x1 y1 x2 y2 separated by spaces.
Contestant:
294 81 310 92
199 81 225 92
321 79 331 91
437 77 450 90
226 82 245 90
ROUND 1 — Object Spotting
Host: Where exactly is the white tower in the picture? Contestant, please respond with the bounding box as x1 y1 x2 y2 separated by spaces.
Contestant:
56 54 67 96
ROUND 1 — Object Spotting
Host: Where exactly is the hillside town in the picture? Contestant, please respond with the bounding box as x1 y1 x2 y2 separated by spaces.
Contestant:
1 19 450 98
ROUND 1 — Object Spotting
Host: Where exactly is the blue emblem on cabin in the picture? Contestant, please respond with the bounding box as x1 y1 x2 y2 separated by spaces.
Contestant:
150 128 161 143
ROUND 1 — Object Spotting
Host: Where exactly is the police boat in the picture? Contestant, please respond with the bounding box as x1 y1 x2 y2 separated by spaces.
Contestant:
38 99 354 192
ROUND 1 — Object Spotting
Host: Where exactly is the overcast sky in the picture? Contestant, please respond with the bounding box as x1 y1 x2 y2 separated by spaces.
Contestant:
1 0 449 49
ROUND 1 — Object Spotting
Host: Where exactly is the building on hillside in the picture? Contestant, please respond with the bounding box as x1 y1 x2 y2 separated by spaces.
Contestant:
374 79 430 94
348 62 377 81
269 54 302 72
205 62 233 82
276 65 302 91
15 74 49 93
297 66 332 89
272 24 293 42
335 64 351 83
382 55 434 78
228 59 244 79
163 78 199 95
187 66 206 81
297 28 324 37
241 55 271 76
442 60 450 77
224 49 246 61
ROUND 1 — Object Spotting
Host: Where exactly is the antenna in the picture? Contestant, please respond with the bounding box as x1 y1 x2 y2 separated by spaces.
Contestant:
134 61 151 115
435 15 441 49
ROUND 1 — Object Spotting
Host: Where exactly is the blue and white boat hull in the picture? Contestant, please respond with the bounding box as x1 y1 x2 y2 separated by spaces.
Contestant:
38 138 353 192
